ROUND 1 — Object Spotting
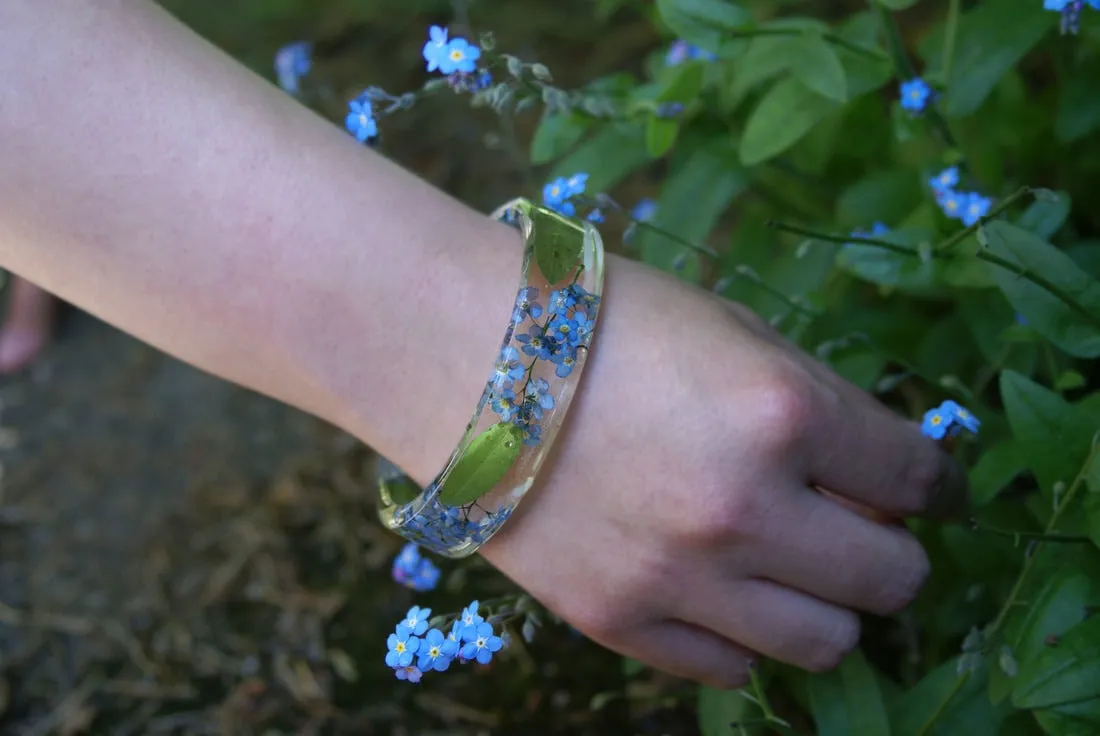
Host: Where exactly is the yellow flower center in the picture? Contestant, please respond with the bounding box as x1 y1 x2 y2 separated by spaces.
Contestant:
395 642 406 653
476 637 487 648
429 645 441 657
930 415 942 425
450 49 464 61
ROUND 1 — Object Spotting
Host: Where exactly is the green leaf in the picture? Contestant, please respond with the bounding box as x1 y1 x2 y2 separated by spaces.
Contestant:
1000 371 1098 498
740 77 840 166
1034 697 1100 735
728 36 797 104
790 33 847 102
968 441 1028 506
656 0 753 54
550 122 649 192
645 117 679 157
990 569 1092 703
530 204 586 284
1016 191 1072 241
1057 55 1100 143
380 474 422 505
530 113 590 165
697 686 754 736
840 650 891 736
836 171 922 229
808 652 894 736
1013 615 1100 708
983 221 1100 358
891 659 1011 734
835 227 942 291
437 422 524 506
643 61 705 157
655 59 707 104
935 0 1057 118
876 0 920 8
638 138 748 278
1057 371 1088 392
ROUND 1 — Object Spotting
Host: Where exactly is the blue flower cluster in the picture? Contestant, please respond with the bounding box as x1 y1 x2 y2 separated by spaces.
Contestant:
921 400 981 441
665 39 717 66
542 172 605 223
274 41 312 95
929 167 993 227
422 26 482 77
900 78 933 114
386 602 506 683
484 284 599 446
393 493 515 549
391 542 441 592
542 172 588 217
1047 0 1100 34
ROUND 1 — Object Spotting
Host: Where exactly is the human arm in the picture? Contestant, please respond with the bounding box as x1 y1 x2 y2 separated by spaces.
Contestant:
0 0 965 687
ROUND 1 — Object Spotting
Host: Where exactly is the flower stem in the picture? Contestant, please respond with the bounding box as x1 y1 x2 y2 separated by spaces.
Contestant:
942 0 962 87
766 220 919 257
974 249 1100 330
969 520 1093 545
771 209 1100 332
633 220 721 259
871 1 961 153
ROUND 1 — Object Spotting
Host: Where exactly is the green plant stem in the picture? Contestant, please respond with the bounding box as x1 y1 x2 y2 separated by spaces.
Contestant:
975 249 1100 330
934 186 1031 253
942 0 961 87
725 270 821 318
769 212 1100 333
871 1 961 153
727 27 887 60
921 442 1100 734
748 664 778 722
633 220 720 259
970 520 1093 545
766 220 918 257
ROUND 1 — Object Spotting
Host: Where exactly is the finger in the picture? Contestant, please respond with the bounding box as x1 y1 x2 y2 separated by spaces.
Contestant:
753 486 930 615
802 382 968 518
616 620 756 689
694 578 860 673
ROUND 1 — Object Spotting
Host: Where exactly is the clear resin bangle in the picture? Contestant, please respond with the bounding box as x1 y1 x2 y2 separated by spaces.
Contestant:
375 198 606 558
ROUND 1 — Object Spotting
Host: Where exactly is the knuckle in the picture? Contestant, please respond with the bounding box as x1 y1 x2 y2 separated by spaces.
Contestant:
805 612 861 673
749 373 817 452
682 488 764 543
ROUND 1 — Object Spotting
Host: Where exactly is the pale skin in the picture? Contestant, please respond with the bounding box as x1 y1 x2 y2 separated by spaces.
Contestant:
0 0 965 688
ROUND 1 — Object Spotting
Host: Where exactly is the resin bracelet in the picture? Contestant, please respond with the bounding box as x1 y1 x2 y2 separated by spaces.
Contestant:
375 198 606 558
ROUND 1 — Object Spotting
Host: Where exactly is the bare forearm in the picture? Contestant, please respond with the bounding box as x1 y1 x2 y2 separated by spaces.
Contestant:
0 0 520 479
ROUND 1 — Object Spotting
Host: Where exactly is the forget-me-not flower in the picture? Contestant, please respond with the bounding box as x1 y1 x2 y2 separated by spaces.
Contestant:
402 606 432 636
345 100 378 143
418 628 459 672
900 78 933 113
422 25 449 72
386 626 421 668
274 42 312 95
460 621 505 665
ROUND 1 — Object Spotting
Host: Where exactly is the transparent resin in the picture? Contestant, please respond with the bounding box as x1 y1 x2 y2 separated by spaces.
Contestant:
376 199 606 558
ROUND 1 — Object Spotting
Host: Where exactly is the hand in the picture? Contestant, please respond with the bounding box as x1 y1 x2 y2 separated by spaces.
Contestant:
480 254 967 688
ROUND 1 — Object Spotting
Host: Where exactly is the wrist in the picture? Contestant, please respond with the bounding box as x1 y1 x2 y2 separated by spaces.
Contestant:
292 184 524 486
